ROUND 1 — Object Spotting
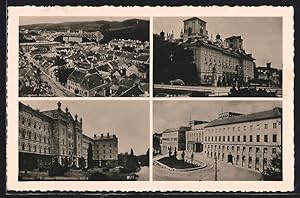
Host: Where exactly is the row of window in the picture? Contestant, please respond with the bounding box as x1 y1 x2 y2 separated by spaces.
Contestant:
205 144 277 154
205 134 278 143
206 151 268 170
20 129 51 144
21 117 50 132
96 155 114 159
96 149 113 154
20 142 51 154
96 143 114 148
207 123 278 133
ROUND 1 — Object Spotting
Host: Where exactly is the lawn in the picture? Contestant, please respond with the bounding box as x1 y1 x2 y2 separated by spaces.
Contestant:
158 157 199 169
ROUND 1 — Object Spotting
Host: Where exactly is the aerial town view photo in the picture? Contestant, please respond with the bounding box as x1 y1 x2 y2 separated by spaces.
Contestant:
153 17 282 97
153 101 282 181
18 100 150 181
19 17 150 97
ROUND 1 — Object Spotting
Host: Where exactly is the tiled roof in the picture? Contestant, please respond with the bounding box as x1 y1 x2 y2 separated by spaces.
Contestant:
206 107 282 128
67 69 86 84
80 73 104 90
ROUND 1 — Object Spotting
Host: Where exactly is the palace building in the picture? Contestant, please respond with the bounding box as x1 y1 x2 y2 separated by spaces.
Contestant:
18 101 118 171
180 17 255 86
160 107 282 172
203 107 282 172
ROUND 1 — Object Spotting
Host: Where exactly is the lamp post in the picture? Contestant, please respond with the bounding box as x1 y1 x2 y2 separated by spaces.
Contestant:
214 155 217 181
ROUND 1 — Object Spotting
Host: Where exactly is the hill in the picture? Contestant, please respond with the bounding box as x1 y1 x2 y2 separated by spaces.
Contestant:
20 19 149 42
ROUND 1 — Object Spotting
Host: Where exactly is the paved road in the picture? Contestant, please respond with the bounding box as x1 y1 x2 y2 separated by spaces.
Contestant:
26 54 75 97
136 166 149 181
153 153 263 181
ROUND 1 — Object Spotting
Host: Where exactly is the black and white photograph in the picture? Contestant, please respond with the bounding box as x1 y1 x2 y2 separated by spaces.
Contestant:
153 17 283 97
18 100 150 181
19 17 150 97
153 101 282 181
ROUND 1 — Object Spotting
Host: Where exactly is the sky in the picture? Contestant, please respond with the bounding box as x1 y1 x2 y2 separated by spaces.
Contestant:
153 101 282 133
19 16 149 26
154 17 283 69
21 100 150 155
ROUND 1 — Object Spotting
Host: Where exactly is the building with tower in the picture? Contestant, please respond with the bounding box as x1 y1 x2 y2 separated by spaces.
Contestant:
179 17 255 86
18 101 118 171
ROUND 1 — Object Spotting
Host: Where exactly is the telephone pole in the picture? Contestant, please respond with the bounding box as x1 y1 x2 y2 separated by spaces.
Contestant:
214 155 217 181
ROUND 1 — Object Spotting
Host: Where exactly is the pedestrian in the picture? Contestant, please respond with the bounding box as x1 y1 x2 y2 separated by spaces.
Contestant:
191 152 194 163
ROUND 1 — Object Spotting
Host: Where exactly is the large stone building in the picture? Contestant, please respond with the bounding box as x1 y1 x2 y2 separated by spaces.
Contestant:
180 17 255 86
161 126 191 154
92 133 118 167
160 107 282 172
203 108 282 172
18 101 118 171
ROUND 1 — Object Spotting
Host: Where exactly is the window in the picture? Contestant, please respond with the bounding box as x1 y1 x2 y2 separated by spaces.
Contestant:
34 133 37 141
256 135 260 142
273 123 277 129
22 117 25 125
44 147 47 153
39 146 42 153
264 124 268 129
272 134 277 143
227 136 230 141
264 135 268 142
237 146 240 151
264 148 268 153
28 144 31 152
215 136 217 141
256 147 260 153
205 137 207 141
219 136 221 141
227 146 229 150
237 136 240 142
21 130 25 138
34 145 36 152
232 136 235 142
110 149 112 153
28 132 31 139
44 136 46 143
272 148 276 154
103 155 106 159
110 144 112 147
249 147 253 153
249 135 253 142
257 124 260 130
244 126 246 131
48 147 51 154
34 122 36 129
21 143 25 151
110 155 112 158
232 146 235 151
243 135 246 142
223 136 225 142
103 144 105 147
250 125 253 130
232 127 235 131
103 150 106 153
238 126 240 131
243 147 246 152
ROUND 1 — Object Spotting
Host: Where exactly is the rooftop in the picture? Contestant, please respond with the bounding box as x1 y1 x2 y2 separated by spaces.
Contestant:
206 107 282 128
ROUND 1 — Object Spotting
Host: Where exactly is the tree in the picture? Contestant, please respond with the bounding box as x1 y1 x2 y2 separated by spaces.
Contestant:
153 34 199 84
87 142 93 168
262 146 282 181
130 148 134 156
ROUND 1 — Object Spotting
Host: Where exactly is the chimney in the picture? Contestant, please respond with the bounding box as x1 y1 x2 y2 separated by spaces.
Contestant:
94 134 96 138
101 133 103 138
107 133 109 137
65 107 69 113
75 114 78 121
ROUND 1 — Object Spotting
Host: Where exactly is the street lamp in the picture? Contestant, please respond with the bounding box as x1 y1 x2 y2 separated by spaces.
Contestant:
214 155 217 181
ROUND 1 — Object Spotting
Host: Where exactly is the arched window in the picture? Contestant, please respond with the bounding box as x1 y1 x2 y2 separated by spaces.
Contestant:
28 144 31 152
21 129 25 138
44 147 47 154
21 117 25 125
28 118 31 127
39 146 42 153
34 145 37 152
34 132 37 141
48 147 51 154
48 137 51 144
188 27 192 35
28 131 31 139
44 136 46 143
38 134 41 142
21 143 25 151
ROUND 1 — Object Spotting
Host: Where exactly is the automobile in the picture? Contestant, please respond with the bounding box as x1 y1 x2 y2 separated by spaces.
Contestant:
170 79 185 86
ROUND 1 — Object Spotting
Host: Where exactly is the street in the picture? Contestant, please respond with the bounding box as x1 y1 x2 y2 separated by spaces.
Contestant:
136 166 149 181
153 153 263 181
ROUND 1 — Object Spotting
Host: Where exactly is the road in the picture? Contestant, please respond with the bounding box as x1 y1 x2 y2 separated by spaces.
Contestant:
136 166 149 181
26 54 75 97
153 153 263 181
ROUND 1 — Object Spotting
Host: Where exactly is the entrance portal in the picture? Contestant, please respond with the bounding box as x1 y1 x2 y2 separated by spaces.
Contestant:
227 154 233 163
